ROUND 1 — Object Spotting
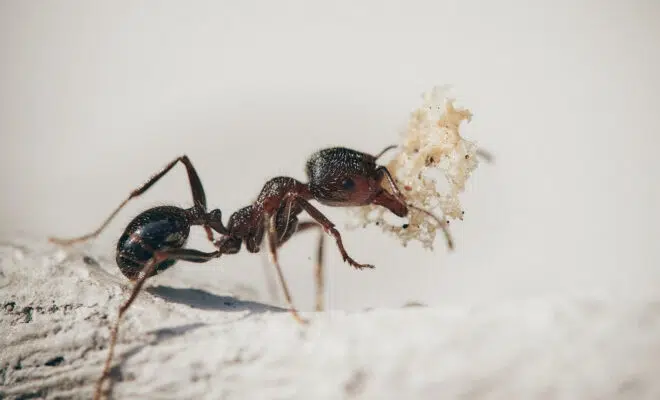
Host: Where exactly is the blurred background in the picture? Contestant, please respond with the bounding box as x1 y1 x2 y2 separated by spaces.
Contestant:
1 0 658 311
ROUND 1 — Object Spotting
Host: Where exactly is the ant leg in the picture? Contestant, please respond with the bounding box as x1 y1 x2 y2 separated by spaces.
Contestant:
257 198 297 304
295 221 325 312
263 213 307 325
94 247 222 400
292 195 374 270
203 226 215 243
50 155 208 246
376 166 454 250
259 253 282 304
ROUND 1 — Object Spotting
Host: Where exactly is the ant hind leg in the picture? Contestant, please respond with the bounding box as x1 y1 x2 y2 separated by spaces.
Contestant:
94 247 222 400
50 155 208 246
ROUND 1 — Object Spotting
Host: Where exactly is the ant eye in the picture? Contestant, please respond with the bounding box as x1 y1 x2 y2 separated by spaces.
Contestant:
342 178 355 191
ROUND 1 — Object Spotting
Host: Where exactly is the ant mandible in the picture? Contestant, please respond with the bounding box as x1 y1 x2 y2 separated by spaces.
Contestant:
49 145 454 400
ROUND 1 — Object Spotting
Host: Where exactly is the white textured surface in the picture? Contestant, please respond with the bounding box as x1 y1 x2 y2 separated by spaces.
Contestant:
2 238 660 400
2 0 660 311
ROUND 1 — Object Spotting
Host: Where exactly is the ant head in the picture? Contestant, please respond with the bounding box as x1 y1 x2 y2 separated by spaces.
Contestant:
306 147 382 207
206 208 229 235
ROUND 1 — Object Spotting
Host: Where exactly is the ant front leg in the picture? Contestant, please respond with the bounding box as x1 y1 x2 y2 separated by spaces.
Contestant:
291 195 374 270
50 155 211 246
294 221 326 312
94 247 222 400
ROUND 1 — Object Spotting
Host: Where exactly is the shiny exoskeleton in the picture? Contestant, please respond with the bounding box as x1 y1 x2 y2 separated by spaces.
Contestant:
116 206 199 279
106 147 422 283
49 145 454 400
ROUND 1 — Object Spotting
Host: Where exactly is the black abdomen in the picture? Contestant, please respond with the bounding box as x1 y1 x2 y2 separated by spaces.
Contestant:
116 206 190 280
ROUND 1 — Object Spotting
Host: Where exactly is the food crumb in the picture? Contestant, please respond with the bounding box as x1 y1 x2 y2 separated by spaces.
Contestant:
348 85 483 250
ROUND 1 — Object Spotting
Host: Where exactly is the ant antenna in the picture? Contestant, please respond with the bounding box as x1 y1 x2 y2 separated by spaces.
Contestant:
374 144 399 161
407 203 454 250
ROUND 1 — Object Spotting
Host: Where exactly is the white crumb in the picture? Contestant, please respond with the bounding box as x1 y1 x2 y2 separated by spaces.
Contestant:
349 85 480 250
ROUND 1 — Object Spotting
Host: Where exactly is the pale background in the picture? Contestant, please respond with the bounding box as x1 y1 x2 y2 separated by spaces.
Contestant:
1 0 658 311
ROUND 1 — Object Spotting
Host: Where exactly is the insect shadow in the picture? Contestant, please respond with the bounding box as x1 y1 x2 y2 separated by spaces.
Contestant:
146 285 288 313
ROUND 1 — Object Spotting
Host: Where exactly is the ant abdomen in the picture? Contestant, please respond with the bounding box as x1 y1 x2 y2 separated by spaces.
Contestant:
116 206 190 280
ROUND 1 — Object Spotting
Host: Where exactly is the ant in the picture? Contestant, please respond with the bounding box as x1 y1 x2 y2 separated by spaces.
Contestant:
49 145 454 400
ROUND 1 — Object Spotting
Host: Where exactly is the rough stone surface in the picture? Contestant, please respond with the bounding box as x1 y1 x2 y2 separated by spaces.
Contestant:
2 237 660 399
